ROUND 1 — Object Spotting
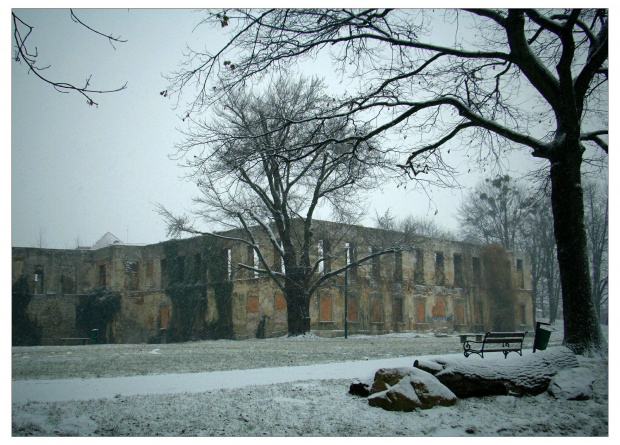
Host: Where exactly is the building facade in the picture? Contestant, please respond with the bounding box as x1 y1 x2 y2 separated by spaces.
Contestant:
12 223 533 345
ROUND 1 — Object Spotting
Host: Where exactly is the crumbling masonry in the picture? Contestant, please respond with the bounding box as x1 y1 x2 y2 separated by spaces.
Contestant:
12 222 532 345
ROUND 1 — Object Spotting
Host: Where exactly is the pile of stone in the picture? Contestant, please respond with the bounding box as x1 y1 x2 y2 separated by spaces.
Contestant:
350 347 596 411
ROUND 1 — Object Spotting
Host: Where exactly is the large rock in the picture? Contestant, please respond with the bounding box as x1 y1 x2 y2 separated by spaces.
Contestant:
414 347 579 398
367 367 457 411
547 367 595 400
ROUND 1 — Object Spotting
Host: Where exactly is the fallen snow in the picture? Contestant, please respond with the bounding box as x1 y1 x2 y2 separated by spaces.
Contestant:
12 351 609 437
11 323 610 437
12 355 421 404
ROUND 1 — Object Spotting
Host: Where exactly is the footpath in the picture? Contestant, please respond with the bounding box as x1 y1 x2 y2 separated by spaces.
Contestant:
12 355 423 404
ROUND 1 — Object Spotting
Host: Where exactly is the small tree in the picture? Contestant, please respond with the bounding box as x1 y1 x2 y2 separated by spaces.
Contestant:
376 210 456 240
159 77 401 336
458 176 563 324
522 192 562 323
583 181 608 320
457 175 531 250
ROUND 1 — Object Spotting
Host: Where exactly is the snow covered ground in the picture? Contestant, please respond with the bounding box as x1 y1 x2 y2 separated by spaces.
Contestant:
11 323 610 437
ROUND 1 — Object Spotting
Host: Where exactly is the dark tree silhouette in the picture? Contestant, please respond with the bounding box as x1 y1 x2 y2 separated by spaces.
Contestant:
167 9 607 354
12 9 127 106
158 77 402 336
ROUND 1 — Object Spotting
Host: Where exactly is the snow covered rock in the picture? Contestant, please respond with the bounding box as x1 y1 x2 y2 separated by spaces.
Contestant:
413 346 579 398
413 359 444 374
547 367 595 400
366 367 457 411
349 376 373 397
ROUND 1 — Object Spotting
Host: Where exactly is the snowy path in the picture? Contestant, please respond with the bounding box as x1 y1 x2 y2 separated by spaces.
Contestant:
12 355 426 404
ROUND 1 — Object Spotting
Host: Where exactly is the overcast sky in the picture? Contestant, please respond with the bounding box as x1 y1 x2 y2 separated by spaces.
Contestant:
10 8 579 249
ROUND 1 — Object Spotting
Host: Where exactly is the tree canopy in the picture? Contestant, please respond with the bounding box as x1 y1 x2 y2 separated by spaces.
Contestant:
167 8 608 354
159 76 402 335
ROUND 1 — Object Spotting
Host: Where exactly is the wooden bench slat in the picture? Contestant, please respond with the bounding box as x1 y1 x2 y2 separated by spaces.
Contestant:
483 338 525 343
485 332 526 338
463 330 528 359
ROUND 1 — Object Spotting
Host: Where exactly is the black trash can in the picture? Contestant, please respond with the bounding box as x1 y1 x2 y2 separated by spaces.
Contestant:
533 321 552 352
91 329 99 344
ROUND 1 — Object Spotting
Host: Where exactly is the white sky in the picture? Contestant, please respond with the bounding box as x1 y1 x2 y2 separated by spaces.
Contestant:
8 7 607 249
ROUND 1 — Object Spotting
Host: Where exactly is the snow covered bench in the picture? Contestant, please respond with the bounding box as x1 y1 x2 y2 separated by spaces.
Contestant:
463 331 527 359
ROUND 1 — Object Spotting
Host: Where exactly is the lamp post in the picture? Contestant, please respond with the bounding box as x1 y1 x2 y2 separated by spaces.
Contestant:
344 267 348 339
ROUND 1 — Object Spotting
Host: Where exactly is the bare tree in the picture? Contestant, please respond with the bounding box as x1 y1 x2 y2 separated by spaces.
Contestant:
32 226 47 249
375 210 456 240
583 181 608 321
457 175 532 250
521 190 562 324
12 9 127 106
158 77 401 336
456 176 562 324
167 9 608 354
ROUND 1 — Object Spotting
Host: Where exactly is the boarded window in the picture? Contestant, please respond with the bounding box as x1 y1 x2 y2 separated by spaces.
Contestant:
319 293 332 322
393 298 404 324
124 261 139 291
455 299 464 324
247 296 259 314
160 305 170 329
434 252 445 286
99 264 107 287
347 295 358 322
472 257 482 286
431 297 446 318
393 251 403 282
371 297 382 323
416 299 426 323
453 254 464 287
61 266 77 294
474 300 483 325
275 292 286 311
414 250 425 285
517 259 524 288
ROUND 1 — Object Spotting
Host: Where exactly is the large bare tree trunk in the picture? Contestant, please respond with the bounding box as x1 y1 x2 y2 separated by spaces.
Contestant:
549 147 605 354
284 269 311 336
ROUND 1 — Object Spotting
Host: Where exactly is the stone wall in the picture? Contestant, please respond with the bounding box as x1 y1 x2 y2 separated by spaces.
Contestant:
12 222 533 344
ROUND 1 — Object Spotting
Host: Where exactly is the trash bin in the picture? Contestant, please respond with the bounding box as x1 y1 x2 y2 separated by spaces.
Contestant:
91 329 99 344
533 322 552 352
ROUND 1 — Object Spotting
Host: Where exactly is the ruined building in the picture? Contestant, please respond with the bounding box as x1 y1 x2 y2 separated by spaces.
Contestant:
12 222 533 345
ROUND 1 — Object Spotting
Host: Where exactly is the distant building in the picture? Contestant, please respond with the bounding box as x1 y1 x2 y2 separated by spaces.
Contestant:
12 221 532 345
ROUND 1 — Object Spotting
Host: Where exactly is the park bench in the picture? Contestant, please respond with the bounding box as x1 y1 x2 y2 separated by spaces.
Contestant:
60 337 90 345
462 331 527 359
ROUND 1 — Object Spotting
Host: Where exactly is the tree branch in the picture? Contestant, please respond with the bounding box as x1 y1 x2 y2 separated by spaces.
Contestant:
12 11 127 106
